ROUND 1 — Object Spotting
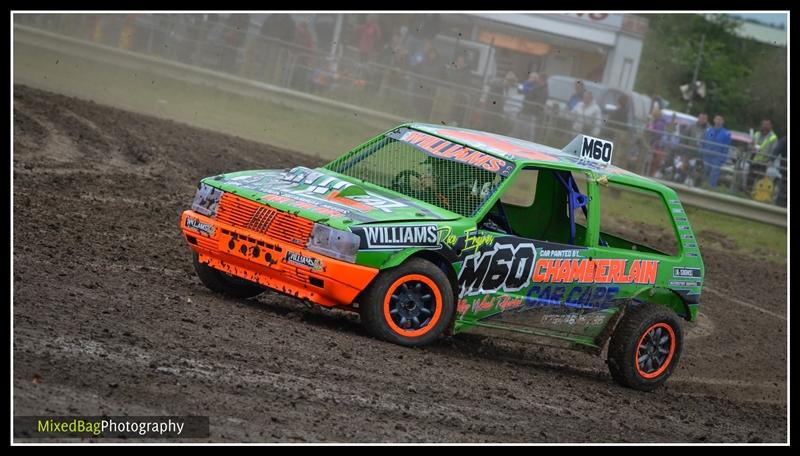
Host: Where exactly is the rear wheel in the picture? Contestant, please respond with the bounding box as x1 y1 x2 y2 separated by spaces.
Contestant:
607 302 683 391
359 258 454 347
192 252 266 299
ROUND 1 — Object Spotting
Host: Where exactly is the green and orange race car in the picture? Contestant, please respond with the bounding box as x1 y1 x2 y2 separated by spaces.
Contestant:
179 124 704 391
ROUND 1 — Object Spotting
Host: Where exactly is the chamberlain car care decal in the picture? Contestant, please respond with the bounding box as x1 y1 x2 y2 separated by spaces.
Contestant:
388 128 515 176
285 251 323 271
352 225 440 250
452 237 664 317
457 237 537 298
525 255 658 310
185 217 214 236
532 258 658 284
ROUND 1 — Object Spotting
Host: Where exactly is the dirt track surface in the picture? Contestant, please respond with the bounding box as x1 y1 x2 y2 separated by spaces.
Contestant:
13 85 787 443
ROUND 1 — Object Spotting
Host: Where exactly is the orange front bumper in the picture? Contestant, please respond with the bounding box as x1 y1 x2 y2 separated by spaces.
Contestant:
180 210 378 308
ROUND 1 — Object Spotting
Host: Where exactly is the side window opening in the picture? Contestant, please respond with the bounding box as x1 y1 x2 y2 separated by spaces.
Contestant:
484 166 590 247
598 182 680 256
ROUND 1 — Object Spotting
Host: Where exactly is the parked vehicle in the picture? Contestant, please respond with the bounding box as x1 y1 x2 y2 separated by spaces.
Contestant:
546 75 652 131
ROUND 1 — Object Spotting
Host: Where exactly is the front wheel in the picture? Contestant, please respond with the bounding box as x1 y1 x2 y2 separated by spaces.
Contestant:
607 302 683 391
192 252 266 299
359 258 454 347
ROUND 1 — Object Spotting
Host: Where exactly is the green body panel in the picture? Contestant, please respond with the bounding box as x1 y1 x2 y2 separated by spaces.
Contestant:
195 123 704 349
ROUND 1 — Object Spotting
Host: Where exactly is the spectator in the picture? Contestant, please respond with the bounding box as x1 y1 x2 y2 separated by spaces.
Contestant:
748 119 779 194
482 73 507 133
500 71 522 135
772 136 787 207
645 105 667 176
292 20 316 90
602 94 633 166
530 73 549 141
517 72 548 141
602 94 631 139
445 54 470 87
406 38 439 119
314 14 335 50
650 93 667 112
567 80 585 111
684 112 709 145
441 54 472 126
407 38 436 70
309 58 340 93
678 112 709 186
421 44 441 79
358 15 382 59
571 90 602 137
655 114 684 182
221 14 250 73
381 29 408 67
261 13 296 43
701 115 732 188
250 14 296 79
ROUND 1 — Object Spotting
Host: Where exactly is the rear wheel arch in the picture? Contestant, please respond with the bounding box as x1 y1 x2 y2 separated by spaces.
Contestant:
630 286 693 321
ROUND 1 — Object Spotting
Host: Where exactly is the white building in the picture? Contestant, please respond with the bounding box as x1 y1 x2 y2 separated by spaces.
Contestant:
451 13 649 91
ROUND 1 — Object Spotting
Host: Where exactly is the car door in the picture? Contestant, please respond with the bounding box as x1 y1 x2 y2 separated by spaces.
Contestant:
574 179 688 341
454 166 598 341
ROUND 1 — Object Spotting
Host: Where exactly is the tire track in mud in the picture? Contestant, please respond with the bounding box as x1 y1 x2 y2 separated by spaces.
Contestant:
703 287 786 321
13 85 787 442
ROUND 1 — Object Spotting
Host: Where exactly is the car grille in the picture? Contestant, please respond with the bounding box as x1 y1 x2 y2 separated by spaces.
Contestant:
215 192 313 246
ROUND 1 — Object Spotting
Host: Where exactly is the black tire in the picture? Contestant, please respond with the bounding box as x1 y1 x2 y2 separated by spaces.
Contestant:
607 302 683 391
192 252 265 299
359 258 454 347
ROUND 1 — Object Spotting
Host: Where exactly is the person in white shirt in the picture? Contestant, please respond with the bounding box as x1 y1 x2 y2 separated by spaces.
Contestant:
501 71 524 135
571 90 603 136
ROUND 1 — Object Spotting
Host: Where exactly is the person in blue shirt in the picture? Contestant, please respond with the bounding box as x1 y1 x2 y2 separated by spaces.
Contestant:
567 80 585 110
700 114 732 188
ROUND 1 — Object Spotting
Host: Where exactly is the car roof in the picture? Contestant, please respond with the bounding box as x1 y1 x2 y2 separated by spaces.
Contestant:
407 123 665 187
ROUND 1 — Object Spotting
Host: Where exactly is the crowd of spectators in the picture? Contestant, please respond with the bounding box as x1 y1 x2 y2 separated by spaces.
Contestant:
27 13 786 206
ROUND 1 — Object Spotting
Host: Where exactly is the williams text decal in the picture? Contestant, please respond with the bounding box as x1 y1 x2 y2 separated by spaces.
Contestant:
353 225 440 250
185 217 214 236
285 251 323 271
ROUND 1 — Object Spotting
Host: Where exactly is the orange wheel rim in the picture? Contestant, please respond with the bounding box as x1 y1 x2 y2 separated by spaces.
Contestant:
383 274 443 338
635 322 676 379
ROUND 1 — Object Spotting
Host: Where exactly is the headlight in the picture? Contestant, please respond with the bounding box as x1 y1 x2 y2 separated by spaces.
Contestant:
306 224 360 263
191 183 223 217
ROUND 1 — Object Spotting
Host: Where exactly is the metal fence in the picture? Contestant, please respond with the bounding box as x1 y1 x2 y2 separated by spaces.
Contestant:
15 13 787 208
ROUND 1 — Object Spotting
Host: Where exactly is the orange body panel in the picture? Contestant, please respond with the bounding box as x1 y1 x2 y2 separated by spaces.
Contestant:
180 210 379 309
